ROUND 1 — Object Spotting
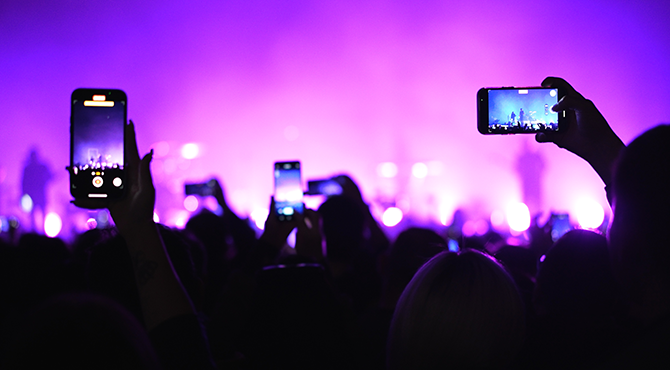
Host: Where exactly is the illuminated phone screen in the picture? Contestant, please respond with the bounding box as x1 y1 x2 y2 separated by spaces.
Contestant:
487 88 559 134
274 161 304 221
70 89 126 199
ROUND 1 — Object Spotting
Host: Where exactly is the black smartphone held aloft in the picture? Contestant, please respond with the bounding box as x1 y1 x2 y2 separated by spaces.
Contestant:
185 180 216 196
70 88 127 201
274 161 304 221
306 178 343 196
477 86 565 134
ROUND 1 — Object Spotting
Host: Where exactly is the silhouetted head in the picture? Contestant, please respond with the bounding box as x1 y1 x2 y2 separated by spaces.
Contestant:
387 249 525 370
2 293 159 369
386 227 446 290
534 229 616 318
318 195 365 262
609 124 670 295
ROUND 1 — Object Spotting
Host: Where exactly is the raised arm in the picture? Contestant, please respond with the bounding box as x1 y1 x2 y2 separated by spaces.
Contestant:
535 77 625 187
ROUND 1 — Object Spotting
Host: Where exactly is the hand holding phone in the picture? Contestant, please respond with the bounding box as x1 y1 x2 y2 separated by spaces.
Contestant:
274 161 304 221
70 88 127 202
478 86 565 134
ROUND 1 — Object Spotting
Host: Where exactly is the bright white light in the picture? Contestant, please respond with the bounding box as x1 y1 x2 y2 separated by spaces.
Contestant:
377 162 398 178
184 195 199 212
412 162 428 178
181 143 200 159
382 207 403 227
153 212 160 223
21 194 33 213
507 202 531 232
576 199 605 229
251 208 269 230
44 212 62 238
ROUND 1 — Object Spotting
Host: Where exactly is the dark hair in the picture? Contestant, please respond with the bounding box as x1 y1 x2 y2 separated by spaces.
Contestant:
387 250 525 369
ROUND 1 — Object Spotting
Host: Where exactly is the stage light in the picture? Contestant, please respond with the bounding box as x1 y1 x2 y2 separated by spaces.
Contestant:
576 199 605 229
184 195 199 212
153 212 160 223
382 207 403 227
44 212 62 238
181 143 199 159
412 162 428 178
507 202 531 232
21 194 33 213
377 162 398 178
251 208 269 230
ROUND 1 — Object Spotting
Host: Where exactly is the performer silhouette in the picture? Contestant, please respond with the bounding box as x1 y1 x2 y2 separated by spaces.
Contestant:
22 148 52 233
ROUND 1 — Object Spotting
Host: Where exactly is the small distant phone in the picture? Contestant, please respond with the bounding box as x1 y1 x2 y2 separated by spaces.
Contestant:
274 161 304 221
477 86 565 134
70 88 127 201
550 213 572 242
185 180 216 196
306 178 343 196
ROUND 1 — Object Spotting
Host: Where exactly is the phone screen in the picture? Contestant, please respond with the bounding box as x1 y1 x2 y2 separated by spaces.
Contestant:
274 161 304 221
70 89 127 200
478 87 563 134
306 179 343 196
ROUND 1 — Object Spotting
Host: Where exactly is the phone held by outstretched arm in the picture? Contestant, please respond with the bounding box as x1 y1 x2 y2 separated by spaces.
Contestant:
70 88 127 201
274 161 304 221
477 86 565 135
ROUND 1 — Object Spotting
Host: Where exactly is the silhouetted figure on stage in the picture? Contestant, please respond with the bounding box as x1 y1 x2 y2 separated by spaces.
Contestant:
22 148 52 233
515 139 545 216
510 111 517 125
519 108 525 125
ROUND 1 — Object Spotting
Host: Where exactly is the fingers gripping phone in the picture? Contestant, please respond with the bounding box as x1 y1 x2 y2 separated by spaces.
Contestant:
477 87 565 134
274 161 304 221
70 88 127 200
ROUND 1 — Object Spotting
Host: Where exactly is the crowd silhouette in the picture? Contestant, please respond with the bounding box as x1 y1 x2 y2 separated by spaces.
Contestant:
1 76 669 369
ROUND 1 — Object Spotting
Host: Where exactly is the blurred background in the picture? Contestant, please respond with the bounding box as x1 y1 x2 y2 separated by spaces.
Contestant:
1 0 669 240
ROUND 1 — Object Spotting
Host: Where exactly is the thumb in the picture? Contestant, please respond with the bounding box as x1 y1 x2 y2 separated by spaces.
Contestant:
138 149 155 190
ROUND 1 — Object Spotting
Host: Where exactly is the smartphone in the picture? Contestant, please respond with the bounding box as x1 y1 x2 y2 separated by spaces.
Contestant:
185 180 216 196
477 87 565 134
274 161 304 221
70 88 127 200
550 213 572 242
306 178 343 196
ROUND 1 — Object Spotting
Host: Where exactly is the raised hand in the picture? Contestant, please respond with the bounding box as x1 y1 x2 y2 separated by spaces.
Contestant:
536 77 625 186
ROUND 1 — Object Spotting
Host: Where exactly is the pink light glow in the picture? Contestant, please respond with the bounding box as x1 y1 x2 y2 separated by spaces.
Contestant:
1 1 668 239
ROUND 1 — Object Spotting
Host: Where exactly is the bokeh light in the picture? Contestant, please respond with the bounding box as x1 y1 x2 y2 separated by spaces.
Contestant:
412 162 428 179
181 143 200 160
377 162 398 178
21 194 33 213
44 212 62 238
184 195 199 212
382 207 403 227
506 202 531 232
576 199 605 229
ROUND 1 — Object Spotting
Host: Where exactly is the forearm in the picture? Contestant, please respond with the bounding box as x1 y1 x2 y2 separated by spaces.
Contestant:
583 135 626 187
122 221 195 331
